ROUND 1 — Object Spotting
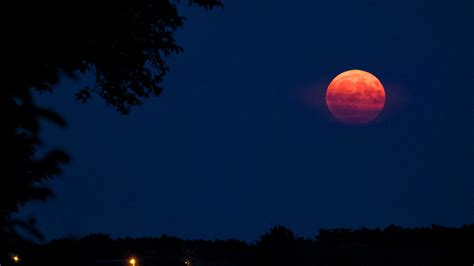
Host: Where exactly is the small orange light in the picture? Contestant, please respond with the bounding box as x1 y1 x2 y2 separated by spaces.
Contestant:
13 255 20 262
130 258 136 264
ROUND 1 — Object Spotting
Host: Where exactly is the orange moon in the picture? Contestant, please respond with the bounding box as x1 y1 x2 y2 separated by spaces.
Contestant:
326 70 386 124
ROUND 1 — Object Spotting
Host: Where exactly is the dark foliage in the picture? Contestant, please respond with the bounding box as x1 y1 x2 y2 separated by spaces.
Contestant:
256 225 297 266
1 0 222 257
6 0 222 114
3 225 472 266
1 90 70 242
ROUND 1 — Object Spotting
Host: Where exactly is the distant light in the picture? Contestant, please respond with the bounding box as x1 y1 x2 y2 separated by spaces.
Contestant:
130 258 136 265
13 255 20 262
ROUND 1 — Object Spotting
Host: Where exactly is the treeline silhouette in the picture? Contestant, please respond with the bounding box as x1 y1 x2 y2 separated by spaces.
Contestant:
5 225 473 266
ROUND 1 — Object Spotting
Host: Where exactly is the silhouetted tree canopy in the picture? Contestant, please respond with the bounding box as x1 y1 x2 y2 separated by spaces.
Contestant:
256 225 297 266
1 93 70 230
7 0 223 114
1 0 222 256
5 225 473 266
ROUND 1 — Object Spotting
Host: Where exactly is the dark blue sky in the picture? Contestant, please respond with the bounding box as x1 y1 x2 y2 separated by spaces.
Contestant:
22 0 473 241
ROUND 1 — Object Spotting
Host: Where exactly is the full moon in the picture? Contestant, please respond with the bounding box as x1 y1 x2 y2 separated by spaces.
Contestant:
326 70 386 124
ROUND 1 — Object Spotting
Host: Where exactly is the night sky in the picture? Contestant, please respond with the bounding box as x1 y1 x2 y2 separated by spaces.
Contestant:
22 0 473 241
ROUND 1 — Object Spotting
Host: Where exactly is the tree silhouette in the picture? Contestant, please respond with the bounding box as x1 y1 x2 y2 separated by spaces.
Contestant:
1 92 70 248
7 0 222 114
256 225 297 266
14 225 473 266
1 0 222 257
